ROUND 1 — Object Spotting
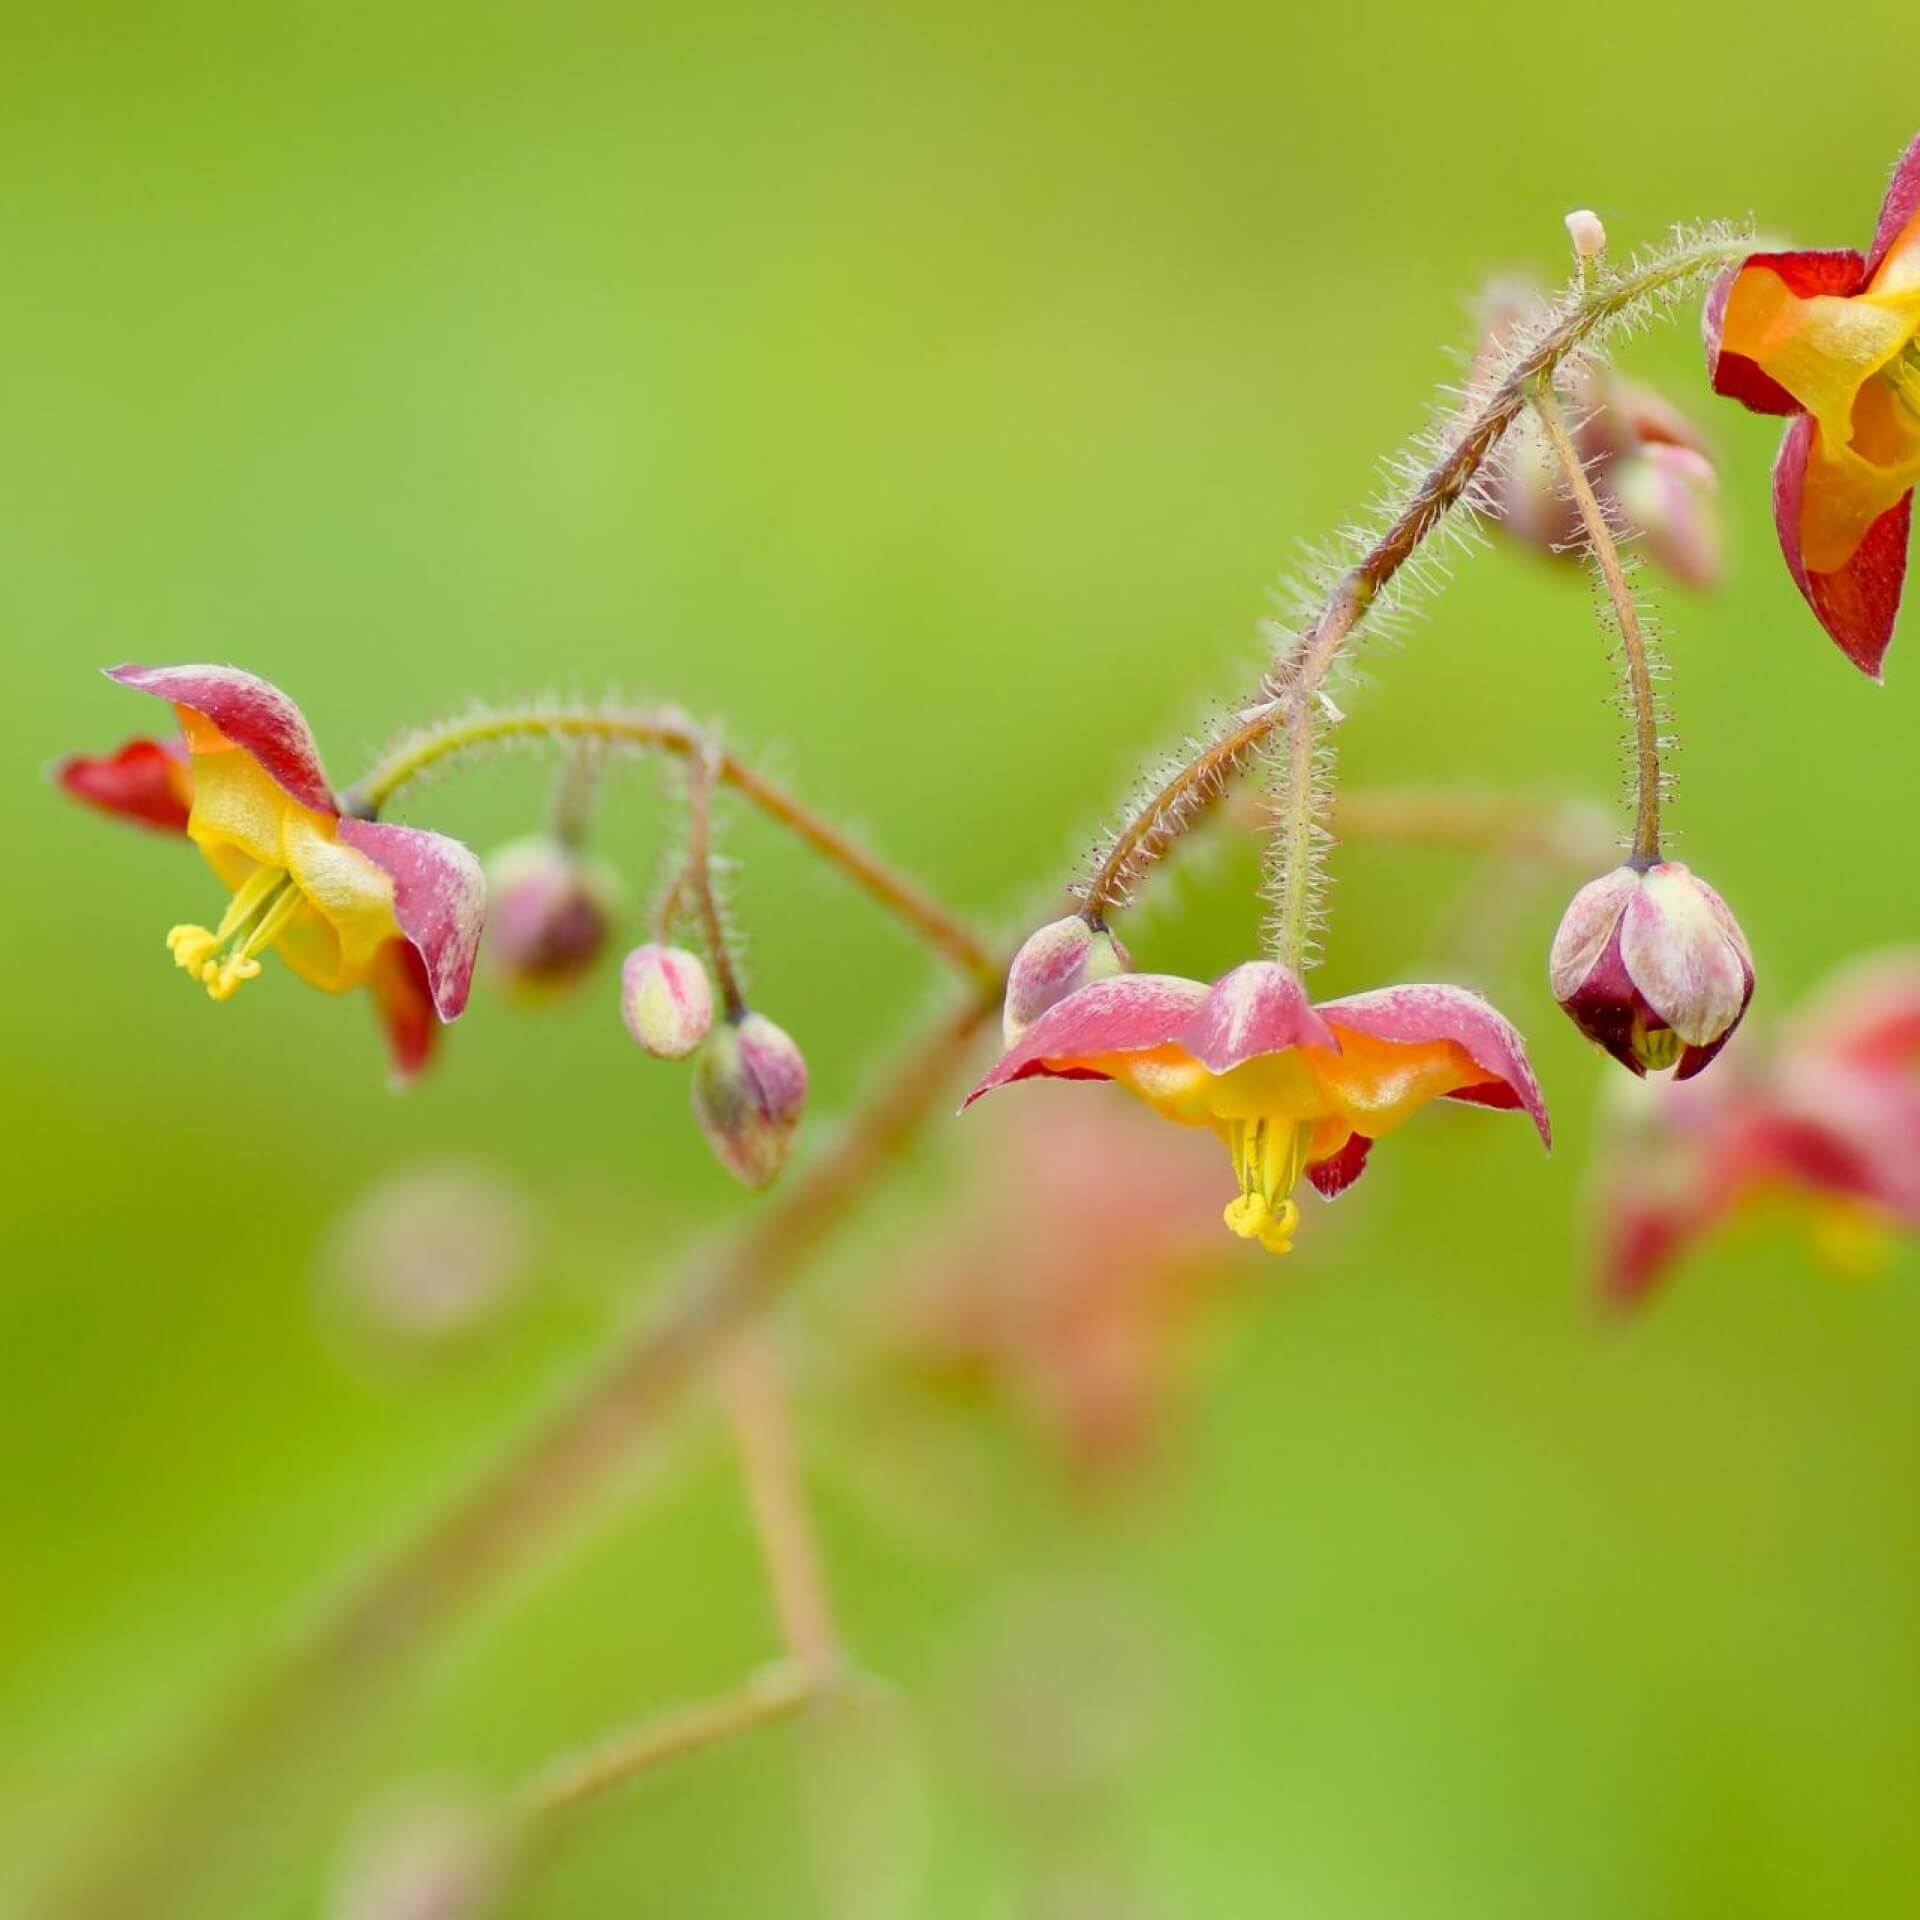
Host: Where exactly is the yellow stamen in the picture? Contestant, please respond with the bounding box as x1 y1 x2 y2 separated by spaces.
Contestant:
1629 1010 1684 1073
1888 339 1920 428
166 866 304 1002
1222 1117 1311 1254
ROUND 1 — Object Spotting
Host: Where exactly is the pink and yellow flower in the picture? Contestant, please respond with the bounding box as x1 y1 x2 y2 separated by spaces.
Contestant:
965 959 1549 1253
1705 131 1920 675
57 665 485 1084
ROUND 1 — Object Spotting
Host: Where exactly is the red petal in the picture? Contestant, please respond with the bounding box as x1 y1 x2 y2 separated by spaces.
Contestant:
963 973 1213 1108
371 939 439 1087
1702 251 1867 416
336 819 487 1021
1172 961 1338 1074
1866 130 1920 280
1786 950 1920 1068
55 737 192 834
1772 416 1911 679
1306 1132 1372 1199
105 664 336 814
1318 982 1551 1147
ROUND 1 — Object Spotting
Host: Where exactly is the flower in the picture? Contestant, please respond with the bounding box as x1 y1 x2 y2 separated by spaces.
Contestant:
64 665 486 1084
1596 951 1920 1308
965 960 1549 1254
1479 279 1724 589
1704 130 1920 675
1549 862 1754 1079
481 833 620 999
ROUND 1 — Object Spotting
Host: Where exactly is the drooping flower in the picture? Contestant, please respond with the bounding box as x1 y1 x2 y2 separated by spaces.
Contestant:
1549 861 1754 1079
620 942 715 1059
62 665 485 1084
481 833 621 1000
1596 951 1920 1308
965 960 1549 1254
1704 130 1920 675
691 1010 809 1188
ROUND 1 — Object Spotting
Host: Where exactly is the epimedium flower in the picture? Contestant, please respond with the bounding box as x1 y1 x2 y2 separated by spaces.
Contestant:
1549 861 1754 1079
60 664 485 1084
965 960 1549 1255
1704 130 1920 675
1597 951 1920 1308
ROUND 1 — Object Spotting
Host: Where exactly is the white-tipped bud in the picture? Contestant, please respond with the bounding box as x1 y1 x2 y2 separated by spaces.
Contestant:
620 943 715 1060
1564 208 1608 262
691 1012 809 1189
1003 916 1131 1044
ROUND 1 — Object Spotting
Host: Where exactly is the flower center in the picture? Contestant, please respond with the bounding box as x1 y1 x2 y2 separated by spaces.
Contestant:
1888 338 1920 428
1629 1008 1685 1073
167 866 304 1001
1222 1117 1310 1254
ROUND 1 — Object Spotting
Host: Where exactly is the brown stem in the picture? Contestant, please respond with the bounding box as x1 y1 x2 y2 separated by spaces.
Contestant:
38 986 1001 1920
1530 383 1663 864
686 743 748 1019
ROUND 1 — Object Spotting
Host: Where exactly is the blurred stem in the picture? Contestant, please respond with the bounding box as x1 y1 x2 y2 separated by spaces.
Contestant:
345 706 1001 992
546 739 602 850
1081 232 1745 917
720 1331 839 1680
1530 382 1664 864
686 743 748 1020
1329 787 1617 865
40 985 1001 1920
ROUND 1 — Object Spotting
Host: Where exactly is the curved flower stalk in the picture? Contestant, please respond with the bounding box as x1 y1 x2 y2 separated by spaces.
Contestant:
966 960 1548 1255
1596 951 1920 1308
65 665 484 1084
1706 131 1920 675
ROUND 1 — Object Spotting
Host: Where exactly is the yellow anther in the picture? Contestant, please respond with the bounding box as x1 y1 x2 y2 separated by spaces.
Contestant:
1223 1191 1300 1255
1629 1012 1684 1073
1888 340 1920 427
164 867 302 1002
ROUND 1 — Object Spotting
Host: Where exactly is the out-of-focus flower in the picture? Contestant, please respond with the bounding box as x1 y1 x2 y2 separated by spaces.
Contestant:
966 960 1549 1256
1705 130 1920 675
691 1011 808 1188
1480 279 1724 589
620 942 714 1059
1596 950 1920 1308
60 665 485 1083
482 834 620 999
1550 861 1754 1079
327 1787 507 1920
1003 916 1130 1044
316 1159 535 1353
891 1095 1243 1481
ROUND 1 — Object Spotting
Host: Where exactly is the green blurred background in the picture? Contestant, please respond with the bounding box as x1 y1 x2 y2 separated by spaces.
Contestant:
5 2 1918 1913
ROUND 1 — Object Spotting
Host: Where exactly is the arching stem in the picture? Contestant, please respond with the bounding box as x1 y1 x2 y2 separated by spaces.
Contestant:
685 743 748 1019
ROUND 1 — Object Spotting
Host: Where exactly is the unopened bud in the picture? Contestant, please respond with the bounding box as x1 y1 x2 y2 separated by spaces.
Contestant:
691 1012 808 1188
1549 862 1754 1079
620 943 715 1059
1611 441 1725 590
483 835 620 999
1564 208 1607 262
1003 916 1131 1044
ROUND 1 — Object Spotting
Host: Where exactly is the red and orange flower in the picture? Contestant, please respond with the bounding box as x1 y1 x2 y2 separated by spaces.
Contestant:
966 958 1549 1253
57 665 485 1084
1705 131 1920 675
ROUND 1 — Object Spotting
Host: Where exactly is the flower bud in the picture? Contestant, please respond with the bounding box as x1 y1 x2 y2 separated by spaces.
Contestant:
1003 916 1131 1044
1564 207 1607 261
691 1012 808 1188
1549 861 1754 1078
620 943 714 1060
1610 440 1724 591
482 835 620 999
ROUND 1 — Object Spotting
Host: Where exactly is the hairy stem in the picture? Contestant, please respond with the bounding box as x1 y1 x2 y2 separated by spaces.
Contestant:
346 706 1000 991
40 986 1000 1920
1082 232 1745 916
686 744 748 1019
1530 384 1664 863
1266 693 1324 973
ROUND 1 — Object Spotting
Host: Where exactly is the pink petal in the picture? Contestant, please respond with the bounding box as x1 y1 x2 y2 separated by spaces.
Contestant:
1785 949 1920 1068
336 819 487 1021
1547 867 1637 1003
55 736 192 834
1772 417 1910 679
1702 250 1867 417
1173 961 1338 1074
105 663 336 814
963 973 1212 1108
1306 1132 1372 1199
1866 130 1920 281
1319 983 1551 1147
